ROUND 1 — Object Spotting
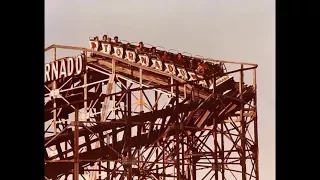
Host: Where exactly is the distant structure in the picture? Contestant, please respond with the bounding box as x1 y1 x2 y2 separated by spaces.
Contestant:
44 35 259 180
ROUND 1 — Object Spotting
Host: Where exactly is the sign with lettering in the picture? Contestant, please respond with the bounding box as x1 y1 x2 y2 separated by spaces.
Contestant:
176 67 188 80
89 40 99 51
164 63 176 75
187 72 208 87
125 50 136 63
101 42 112 54
113 46 123 58
138 54 150 67
187 71 198 81
151 58 163 70
44 54 85 83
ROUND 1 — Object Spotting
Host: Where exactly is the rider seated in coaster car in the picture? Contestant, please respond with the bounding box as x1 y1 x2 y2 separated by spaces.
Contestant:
167 52 176 62
182 55 191 69
125 43 134 51
135 42 146 54
161 51 171 62
113 36 121 46
122 43 137 64
148 47 162 68
208 62 224 77
149 47 158 57
106 37 112 43
205 62 221 76
127 43 137 52
94 36 99 41
188 57 198 70
202 62 212 73
175 53 186 66
196 60 208 75
101 35 108 42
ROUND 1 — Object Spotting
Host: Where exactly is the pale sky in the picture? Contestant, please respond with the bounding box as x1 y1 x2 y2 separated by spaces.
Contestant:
45 0 275 179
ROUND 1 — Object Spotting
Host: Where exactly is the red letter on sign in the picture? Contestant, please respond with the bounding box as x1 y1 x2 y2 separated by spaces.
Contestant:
116 49 121 56
155 61 160 68
91 42 96 49
141 57 146 64
181 70 185 76
129 52 133 60
103 45 108 52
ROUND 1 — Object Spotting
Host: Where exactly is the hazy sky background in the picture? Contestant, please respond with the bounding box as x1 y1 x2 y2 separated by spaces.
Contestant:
45 0 275 179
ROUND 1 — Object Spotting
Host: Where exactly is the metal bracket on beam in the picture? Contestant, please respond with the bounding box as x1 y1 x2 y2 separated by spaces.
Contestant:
121 157 138 166
49 89 60 98
135 99 145 106
80 113 90 121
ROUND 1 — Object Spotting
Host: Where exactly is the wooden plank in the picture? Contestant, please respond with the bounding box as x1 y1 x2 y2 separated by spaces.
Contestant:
101 74 115 121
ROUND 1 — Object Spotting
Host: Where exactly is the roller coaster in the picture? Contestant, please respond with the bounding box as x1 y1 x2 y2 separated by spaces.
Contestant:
44 35 259 180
